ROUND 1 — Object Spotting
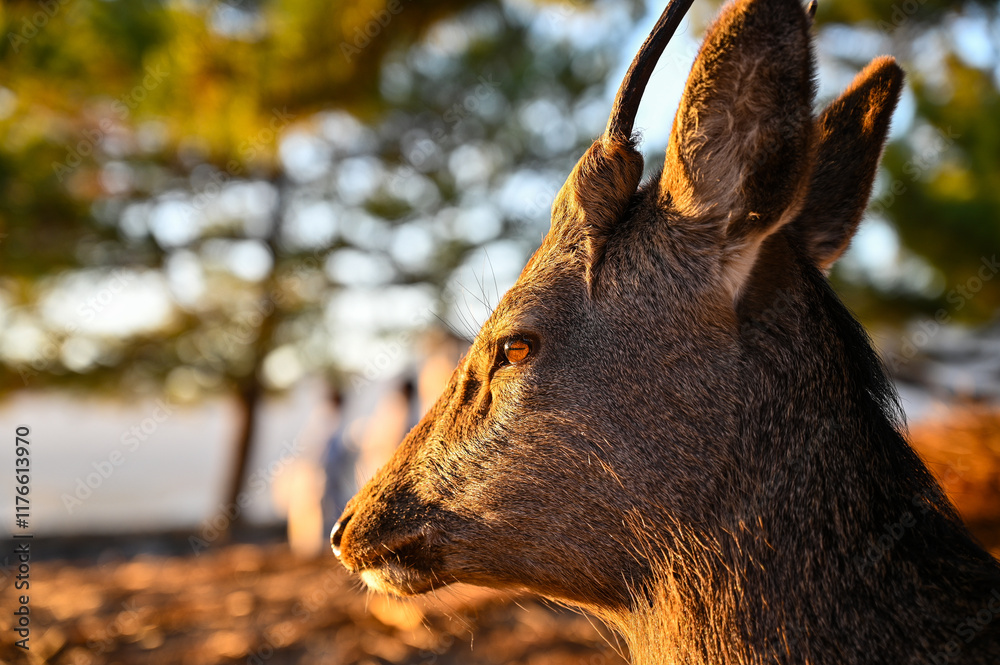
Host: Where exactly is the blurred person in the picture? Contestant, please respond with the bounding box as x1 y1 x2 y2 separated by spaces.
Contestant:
353 378 419 489
323 328 468 541
272 328 468 557
277 329 468 556
416 328 468 413
273 386 343 558
319 388 356 539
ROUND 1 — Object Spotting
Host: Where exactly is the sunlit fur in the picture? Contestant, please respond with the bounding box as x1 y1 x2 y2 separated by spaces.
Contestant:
334 0 1000 662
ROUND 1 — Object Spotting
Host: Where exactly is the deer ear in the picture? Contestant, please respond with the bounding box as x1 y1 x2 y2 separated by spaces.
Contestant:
546 0 689 291
549 137 645 285
787 57 904 270
660 0 816 289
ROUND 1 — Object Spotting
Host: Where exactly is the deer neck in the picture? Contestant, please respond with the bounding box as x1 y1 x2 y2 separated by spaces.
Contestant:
612 269 986 665
611 417 962 665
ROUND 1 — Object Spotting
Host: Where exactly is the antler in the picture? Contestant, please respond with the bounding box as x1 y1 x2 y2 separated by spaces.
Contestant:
547 0 696 280
606 0 696 142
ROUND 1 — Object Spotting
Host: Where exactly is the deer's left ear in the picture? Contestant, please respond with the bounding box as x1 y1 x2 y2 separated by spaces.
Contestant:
660 0 816 296
786 56 904 271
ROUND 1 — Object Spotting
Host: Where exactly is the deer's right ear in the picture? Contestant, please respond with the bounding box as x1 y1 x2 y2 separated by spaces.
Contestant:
660 0 815 291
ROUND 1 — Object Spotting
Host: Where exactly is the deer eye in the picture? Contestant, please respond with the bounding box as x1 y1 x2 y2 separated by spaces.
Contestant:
502 337 532 365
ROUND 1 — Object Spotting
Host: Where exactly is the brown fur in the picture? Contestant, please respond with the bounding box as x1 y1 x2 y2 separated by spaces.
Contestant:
332 1 1000 663
550 136 645 290
661 0 815 234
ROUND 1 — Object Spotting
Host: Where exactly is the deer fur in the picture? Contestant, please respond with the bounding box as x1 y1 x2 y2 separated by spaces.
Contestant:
332 0 1000 662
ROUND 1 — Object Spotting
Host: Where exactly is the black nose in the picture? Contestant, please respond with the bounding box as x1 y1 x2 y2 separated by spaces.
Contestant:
331 513 352 558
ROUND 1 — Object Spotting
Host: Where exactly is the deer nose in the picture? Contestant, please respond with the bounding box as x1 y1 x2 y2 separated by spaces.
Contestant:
331 512 351 558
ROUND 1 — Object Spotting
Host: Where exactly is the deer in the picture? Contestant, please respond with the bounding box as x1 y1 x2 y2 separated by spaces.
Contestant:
330 0 1000 662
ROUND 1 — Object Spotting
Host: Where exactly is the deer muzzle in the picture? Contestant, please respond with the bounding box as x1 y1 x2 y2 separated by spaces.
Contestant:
331 487 448 596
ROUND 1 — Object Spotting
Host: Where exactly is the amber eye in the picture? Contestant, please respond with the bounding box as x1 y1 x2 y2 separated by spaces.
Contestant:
502 337 532 365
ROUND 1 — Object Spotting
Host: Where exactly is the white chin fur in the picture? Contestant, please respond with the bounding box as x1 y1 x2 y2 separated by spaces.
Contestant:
360 569 395 594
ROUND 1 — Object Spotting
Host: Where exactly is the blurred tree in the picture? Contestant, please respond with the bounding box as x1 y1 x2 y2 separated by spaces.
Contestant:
0 0 640 522
1 0 998 527
813 0 1000 326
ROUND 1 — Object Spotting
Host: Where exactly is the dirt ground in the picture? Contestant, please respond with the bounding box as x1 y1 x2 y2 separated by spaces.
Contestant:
0 541 629 665
2 407 999 665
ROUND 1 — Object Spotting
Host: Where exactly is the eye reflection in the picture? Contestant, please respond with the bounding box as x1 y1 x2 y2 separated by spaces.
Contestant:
503 337 531 364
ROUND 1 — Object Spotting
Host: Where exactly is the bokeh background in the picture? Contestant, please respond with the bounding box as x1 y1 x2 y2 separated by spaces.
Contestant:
1 0 999 663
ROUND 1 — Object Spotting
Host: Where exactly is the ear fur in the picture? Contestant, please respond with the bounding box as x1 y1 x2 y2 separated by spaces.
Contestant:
787 56 904 270
550 137 645 287
660 0 816 243
655 0 818 301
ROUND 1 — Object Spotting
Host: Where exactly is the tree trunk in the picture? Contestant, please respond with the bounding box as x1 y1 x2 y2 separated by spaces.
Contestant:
225 378 263 515
220 174 288 536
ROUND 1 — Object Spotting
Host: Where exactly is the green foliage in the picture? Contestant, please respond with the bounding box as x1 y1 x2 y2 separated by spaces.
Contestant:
0 0 997 398
818 2 1000 324
0 0 621 396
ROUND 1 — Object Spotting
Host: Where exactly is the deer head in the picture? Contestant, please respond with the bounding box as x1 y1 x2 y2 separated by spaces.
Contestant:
333 0 907 628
